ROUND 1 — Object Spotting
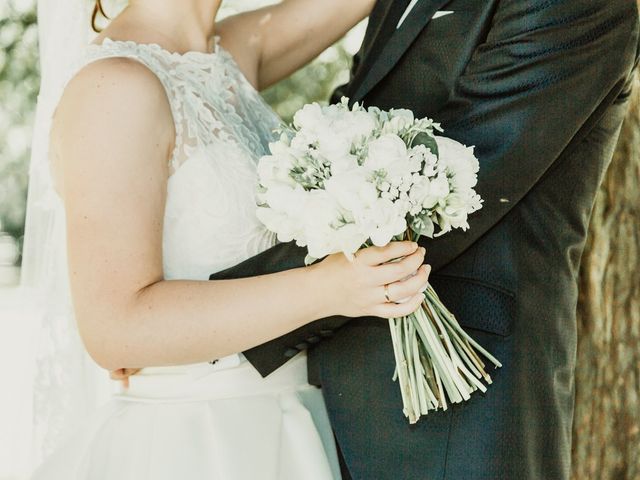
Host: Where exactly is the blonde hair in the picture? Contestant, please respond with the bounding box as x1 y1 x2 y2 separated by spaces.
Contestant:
92 0 109 32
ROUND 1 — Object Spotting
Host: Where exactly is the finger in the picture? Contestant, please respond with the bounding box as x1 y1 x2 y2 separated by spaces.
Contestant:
356 241 418 266
374 292 424 318
110 369 125 380
385 265 431 302
375 247 426 284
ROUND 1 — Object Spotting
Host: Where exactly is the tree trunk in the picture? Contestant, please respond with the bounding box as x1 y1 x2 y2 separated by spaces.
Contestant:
572 72 640 479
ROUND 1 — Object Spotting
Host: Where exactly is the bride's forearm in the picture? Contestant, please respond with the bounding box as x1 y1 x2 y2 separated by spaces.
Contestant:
79 264 330 371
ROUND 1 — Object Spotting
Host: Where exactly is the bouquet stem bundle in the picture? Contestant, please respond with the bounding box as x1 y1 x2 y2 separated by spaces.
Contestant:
388 237 502 424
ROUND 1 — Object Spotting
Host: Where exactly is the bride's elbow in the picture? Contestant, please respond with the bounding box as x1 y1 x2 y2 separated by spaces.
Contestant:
76 311 133 371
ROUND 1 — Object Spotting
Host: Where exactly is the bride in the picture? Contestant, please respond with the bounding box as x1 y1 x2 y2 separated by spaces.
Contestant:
28 0 431 478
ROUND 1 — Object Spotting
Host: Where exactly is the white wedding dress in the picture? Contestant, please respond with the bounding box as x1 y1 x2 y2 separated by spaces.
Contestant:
30 37 341 480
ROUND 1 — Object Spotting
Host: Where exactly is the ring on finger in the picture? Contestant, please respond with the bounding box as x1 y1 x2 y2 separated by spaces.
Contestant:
384 284 392 303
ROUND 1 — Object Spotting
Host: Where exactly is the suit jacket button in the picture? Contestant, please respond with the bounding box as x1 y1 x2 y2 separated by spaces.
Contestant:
295 342 310 351
319 329 334 338
284 348 299 358
306 335 321 345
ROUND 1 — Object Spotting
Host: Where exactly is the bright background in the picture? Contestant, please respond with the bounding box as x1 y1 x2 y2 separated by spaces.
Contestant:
0 1 366 478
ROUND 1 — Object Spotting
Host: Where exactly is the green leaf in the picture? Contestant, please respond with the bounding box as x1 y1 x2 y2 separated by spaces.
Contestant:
412 132 439 157
411 217 435 238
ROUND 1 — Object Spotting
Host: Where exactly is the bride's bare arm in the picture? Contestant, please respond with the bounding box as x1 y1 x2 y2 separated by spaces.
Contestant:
216 0 375 89
51 59 429 372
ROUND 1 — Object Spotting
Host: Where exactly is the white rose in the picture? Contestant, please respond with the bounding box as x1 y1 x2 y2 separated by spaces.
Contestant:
365 134 421 193
325 168 378 217
332 110 378 145
358 198 408 247
381 109 415 135
299 190 346 259
435 136 480 192
333 223 368 259
435 193 472 236
409 174 450 211
365 134 409 172
316 128 356 171
293 103 328 132
257 152 297 189
256 207 302 243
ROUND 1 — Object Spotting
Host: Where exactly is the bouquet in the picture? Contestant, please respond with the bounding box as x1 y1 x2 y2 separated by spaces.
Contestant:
256 98 502 424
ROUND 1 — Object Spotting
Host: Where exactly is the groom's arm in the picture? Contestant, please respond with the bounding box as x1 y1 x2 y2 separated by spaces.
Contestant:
420 0 639 271
209 242 350 377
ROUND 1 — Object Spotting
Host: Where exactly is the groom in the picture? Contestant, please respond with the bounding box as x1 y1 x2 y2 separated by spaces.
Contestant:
211 0 640 478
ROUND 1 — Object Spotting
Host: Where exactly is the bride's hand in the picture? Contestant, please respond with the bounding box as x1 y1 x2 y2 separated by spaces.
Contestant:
315 241 430 319
110 368 142 389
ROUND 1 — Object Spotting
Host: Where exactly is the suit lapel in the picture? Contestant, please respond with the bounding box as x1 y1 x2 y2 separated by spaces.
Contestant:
352 0 453 102
347 0 411 99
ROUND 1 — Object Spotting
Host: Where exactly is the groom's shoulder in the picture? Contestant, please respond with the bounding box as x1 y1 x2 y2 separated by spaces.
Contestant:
493 0 639 67
496 0 638 21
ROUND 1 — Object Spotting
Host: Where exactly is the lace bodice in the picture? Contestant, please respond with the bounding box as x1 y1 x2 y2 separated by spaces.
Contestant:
83 37 280 279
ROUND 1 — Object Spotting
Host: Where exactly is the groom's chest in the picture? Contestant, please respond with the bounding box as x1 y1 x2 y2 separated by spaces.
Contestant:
355 0 497 118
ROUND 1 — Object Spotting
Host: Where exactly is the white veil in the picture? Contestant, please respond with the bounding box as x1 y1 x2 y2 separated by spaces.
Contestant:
20 0 113 473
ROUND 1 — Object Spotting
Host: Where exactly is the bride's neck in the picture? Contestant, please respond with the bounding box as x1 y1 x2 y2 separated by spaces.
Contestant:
110 0 221 54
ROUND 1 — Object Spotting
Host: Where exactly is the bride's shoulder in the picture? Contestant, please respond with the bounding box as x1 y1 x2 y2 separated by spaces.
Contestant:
58 55 168 116
50 56 174 177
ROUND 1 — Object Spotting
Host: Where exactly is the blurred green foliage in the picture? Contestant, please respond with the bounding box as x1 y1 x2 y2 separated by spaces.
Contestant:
0 1 356 266
0 0 39 245
263 45 352 123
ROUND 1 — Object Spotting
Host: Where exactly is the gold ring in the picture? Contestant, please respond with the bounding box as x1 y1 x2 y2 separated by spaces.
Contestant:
384 284 391 303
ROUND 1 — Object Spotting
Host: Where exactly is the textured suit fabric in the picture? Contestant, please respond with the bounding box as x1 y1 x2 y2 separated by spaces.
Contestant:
210 0 640 478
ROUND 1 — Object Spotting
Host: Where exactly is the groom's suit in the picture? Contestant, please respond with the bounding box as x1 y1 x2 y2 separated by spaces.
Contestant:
211 0 640 478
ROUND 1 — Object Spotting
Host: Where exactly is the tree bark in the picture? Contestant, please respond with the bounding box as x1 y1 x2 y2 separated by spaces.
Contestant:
572 72 640 479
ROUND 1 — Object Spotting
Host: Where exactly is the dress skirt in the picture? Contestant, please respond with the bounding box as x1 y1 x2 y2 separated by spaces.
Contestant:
31 352 341 480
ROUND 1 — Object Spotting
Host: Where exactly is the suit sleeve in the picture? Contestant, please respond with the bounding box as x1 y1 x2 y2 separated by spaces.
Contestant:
422 0 640 271
210 242 350 377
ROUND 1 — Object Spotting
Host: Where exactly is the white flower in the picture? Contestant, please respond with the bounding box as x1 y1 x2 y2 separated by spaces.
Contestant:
365 134 409 171
381 109 415 136
332 109 379 146
364 134 421 194
300 190 356 259
257 185 308 242
325 167 378 217
435 136 480 192
409 174 450 211
293 103 329 132
257 149 298 189
408 144 438 177
435 193 472 236
359 198 408 247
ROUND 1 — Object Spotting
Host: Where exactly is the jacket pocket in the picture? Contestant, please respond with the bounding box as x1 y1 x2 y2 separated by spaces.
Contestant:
429 273 515 337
